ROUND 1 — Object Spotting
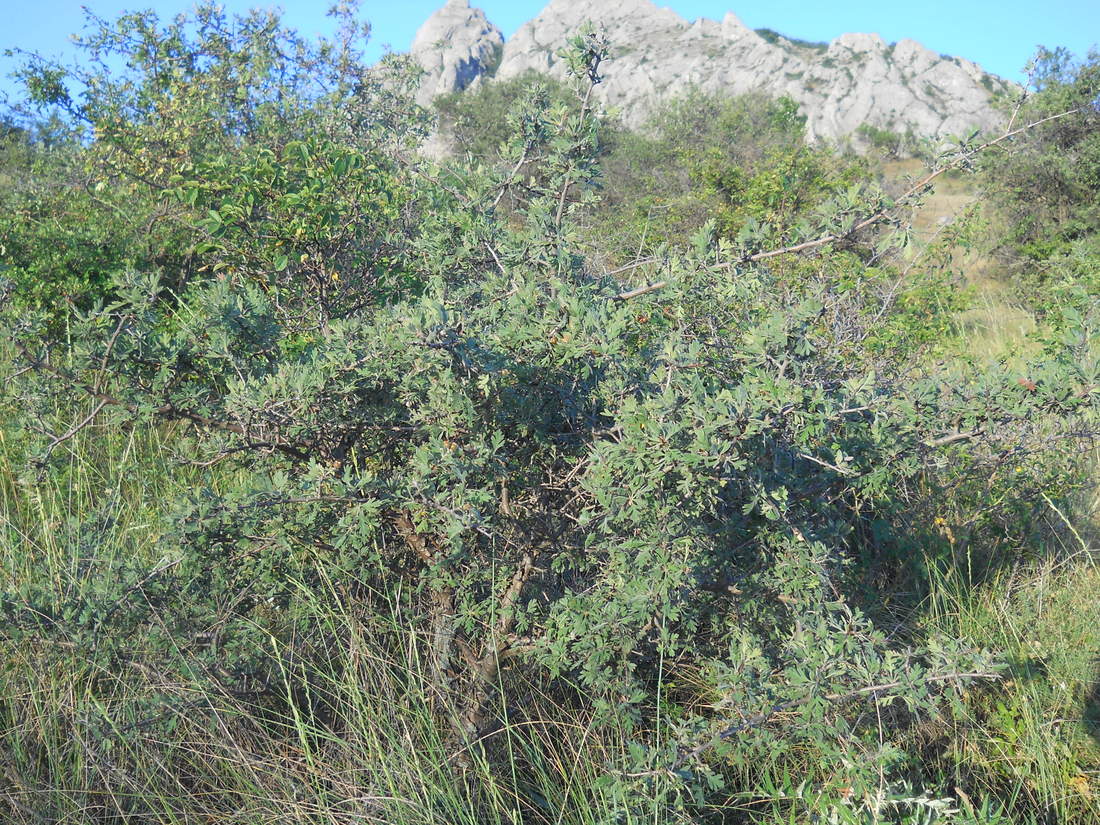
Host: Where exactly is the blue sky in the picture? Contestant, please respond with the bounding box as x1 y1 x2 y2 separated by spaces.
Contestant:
2 0 1098 101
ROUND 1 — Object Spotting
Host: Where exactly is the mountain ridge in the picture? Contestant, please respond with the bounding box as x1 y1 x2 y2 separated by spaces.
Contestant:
410 0 1015 144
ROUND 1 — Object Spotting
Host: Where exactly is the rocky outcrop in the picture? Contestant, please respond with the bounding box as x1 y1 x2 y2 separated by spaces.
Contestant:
410 0 1013 142
410 0 504 107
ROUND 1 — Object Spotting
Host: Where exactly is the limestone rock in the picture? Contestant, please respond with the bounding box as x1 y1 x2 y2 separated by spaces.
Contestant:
410 0 1015 143
410 0 504 107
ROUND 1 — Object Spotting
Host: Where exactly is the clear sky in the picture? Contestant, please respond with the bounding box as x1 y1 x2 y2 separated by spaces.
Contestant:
2 0 1098 101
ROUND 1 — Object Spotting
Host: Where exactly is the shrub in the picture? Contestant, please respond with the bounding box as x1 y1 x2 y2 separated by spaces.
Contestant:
592 91 870 258
435 69 579 160
1 2 427 318
979 47 1100 314
2 8 1098 820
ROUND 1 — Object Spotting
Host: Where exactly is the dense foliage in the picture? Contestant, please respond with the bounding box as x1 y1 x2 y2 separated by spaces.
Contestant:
435 69 580 160
1 6 1097 823
439 77 872 260
979 47 1100 317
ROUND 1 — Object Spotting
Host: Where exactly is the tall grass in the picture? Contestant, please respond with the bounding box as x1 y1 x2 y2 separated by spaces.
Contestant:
919 551 1100 824
0 416 690 824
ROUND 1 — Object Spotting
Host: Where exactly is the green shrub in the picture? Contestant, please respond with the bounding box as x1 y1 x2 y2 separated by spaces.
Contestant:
1 2 427 320
979 47 1100 313
592 91 870 258
435 69 580 160
0 119 189 314
753 28 828 53
855 123 927 159
2 9 1098 822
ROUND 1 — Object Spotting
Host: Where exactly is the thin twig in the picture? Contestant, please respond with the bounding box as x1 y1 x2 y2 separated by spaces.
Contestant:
554 50 602 229
492 145 531 210
42 399 109 458
484 240 506 276
603 257 660 279
95 315 130 393
797 451 855 476
727 110 1080 268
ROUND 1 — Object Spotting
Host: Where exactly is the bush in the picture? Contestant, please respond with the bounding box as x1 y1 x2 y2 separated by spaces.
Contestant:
592 91 870 258
855 122 929 160
0 2 427 319
0 118 189 314
2 8 1098 822
435 69 580 160
979 47 1100 313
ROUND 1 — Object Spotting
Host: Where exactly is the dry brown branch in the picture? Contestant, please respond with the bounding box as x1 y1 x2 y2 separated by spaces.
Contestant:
923 429 985 448
613 280 668 301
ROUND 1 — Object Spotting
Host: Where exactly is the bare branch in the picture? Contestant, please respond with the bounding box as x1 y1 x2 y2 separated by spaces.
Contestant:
612 281 668 301
923 429 984 448
95 314 130 394
41 399 109 459
492 145 531 211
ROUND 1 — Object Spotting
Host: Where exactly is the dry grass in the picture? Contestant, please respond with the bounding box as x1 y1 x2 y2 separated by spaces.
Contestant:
879 159 1042 361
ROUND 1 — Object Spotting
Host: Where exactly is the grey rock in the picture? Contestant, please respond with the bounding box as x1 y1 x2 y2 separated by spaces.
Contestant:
410 0 504 107
410 0 1015 143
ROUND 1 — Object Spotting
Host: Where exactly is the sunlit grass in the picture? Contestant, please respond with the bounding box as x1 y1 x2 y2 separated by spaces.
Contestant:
0 417 674 824
920 553 1100 824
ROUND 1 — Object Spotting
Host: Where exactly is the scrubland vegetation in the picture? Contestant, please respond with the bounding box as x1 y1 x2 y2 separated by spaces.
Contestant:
0 6 1097 823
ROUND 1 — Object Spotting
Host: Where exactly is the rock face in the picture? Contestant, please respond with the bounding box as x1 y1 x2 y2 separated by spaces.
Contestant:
410 0 504 107
409 0 1014 143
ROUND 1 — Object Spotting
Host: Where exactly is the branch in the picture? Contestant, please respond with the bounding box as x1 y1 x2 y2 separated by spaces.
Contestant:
392 512 460 699
460 553 536 739
483 240 506 276
612 280 667 301
393 511 435 565
610 109 1080 300
95 314 130 394
13 341 310 461
39 399 109 460
923 429 984 448
492 145 531 211
554 49 603 229
797 451 856 476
